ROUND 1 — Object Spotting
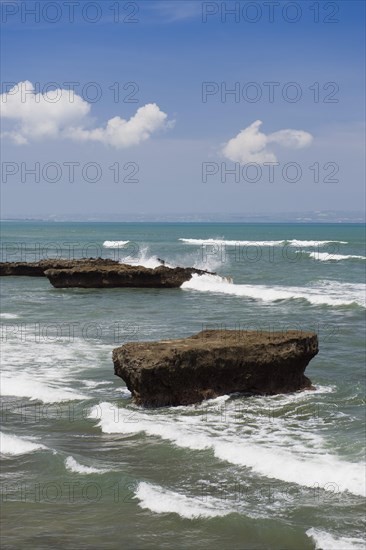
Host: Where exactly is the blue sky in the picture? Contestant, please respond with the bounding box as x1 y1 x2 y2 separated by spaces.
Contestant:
1 0 365 219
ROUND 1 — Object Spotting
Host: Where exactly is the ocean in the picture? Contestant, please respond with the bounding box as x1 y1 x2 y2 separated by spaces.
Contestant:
0 221 365 550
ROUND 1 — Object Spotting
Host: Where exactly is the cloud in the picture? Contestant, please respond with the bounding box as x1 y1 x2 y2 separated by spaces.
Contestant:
268 128 313 149
66 104 172 148
0 81 172 148
222 120 313 164
1 81 90 144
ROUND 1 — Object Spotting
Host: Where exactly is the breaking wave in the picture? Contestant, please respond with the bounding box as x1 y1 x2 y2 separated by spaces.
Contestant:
179 238 348 247
65 456 110 474
135 481 234 519
1 372 87 403
1 432 47 456
181 274 365 308
90 398 365 498
306 528 366 550
103 240 130 248
120 246 173 269
301 251 366 262
0 313 19 319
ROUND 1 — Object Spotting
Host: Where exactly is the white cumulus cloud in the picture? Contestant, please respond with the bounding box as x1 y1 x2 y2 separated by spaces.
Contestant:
222 120 313 164
0 81 172 148
66 104 171 148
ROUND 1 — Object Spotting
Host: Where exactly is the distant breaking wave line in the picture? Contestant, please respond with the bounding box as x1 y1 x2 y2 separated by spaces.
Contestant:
103 240 130 248
179 238 348 247
301 251 366 262
180 238 285 246
287 239 348 246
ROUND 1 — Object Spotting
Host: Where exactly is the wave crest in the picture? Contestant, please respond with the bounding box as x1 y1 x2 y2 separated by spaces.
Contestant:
306 528 366 550
181 274 365 308
90 401 366 498
179 238 348 247
103 240 130 248
1 432 47 456
65 456 110 474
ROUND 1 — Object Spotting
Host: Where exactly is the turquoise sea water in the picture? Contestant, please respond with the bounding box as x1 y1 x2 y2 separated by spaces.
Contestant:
0 222 365 550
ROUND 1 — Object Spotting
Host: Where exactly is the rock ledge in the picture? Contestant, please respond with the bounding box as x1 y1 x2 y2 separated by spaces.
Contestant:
113 329 318 407
0 258 118 277
44 264 213 288
0 259 214 288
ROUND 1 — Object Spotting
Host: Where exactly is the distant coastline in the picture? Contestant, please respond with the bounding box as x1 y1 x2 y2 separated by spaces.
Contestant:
1 211 365 224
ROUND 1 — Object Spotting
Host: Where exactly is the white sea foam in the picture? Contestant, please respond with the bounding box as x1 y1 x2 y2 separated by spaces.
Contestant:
192 254 223 273
120 246 174 269
303 251 366 262
306 528 366 550
117 387 132 398
82 380 110 389
0 432 47 456
1 373 87 403
135 480 296 521
103 240 130 248
0 333 107 402
180 238 285 246
135 481 234 519
179 238 347 247
0 313 19 319
181 274 365 308
65 456 110 474
212 440 365 497
287 239 348 246
91 398 366 498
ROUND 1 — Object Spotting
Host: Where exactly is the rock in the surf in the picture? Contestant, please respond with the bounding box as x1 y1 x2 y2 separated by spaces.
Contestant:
0 258 119 277
44 264 214 288
112 329 319 407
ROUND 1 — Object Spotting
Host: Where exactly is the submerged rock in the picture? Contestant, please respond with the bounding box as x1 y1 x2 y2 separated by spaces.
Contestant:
44 264 214 288
0 258 119 277
113 330 318 407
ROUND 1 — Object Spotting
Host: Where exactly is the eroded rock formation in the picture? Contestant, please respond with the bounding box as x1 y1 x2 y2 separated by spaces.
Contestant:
0 258 118 276
113 329 318 407
44 264 214 288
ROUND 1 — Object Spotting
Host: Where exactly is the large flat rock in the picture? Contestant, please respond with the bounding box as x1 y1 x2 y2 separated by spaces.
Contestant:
113 330 319 407
44 264 213 288
0 258 119 276
0 258 215 288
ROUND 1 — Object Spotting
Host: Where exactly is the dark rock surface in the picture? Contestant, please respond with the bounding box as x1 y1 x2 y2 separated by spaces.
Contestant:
44 264 214 288
113 330 318 407
0 258 214 288
0 258 119 277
